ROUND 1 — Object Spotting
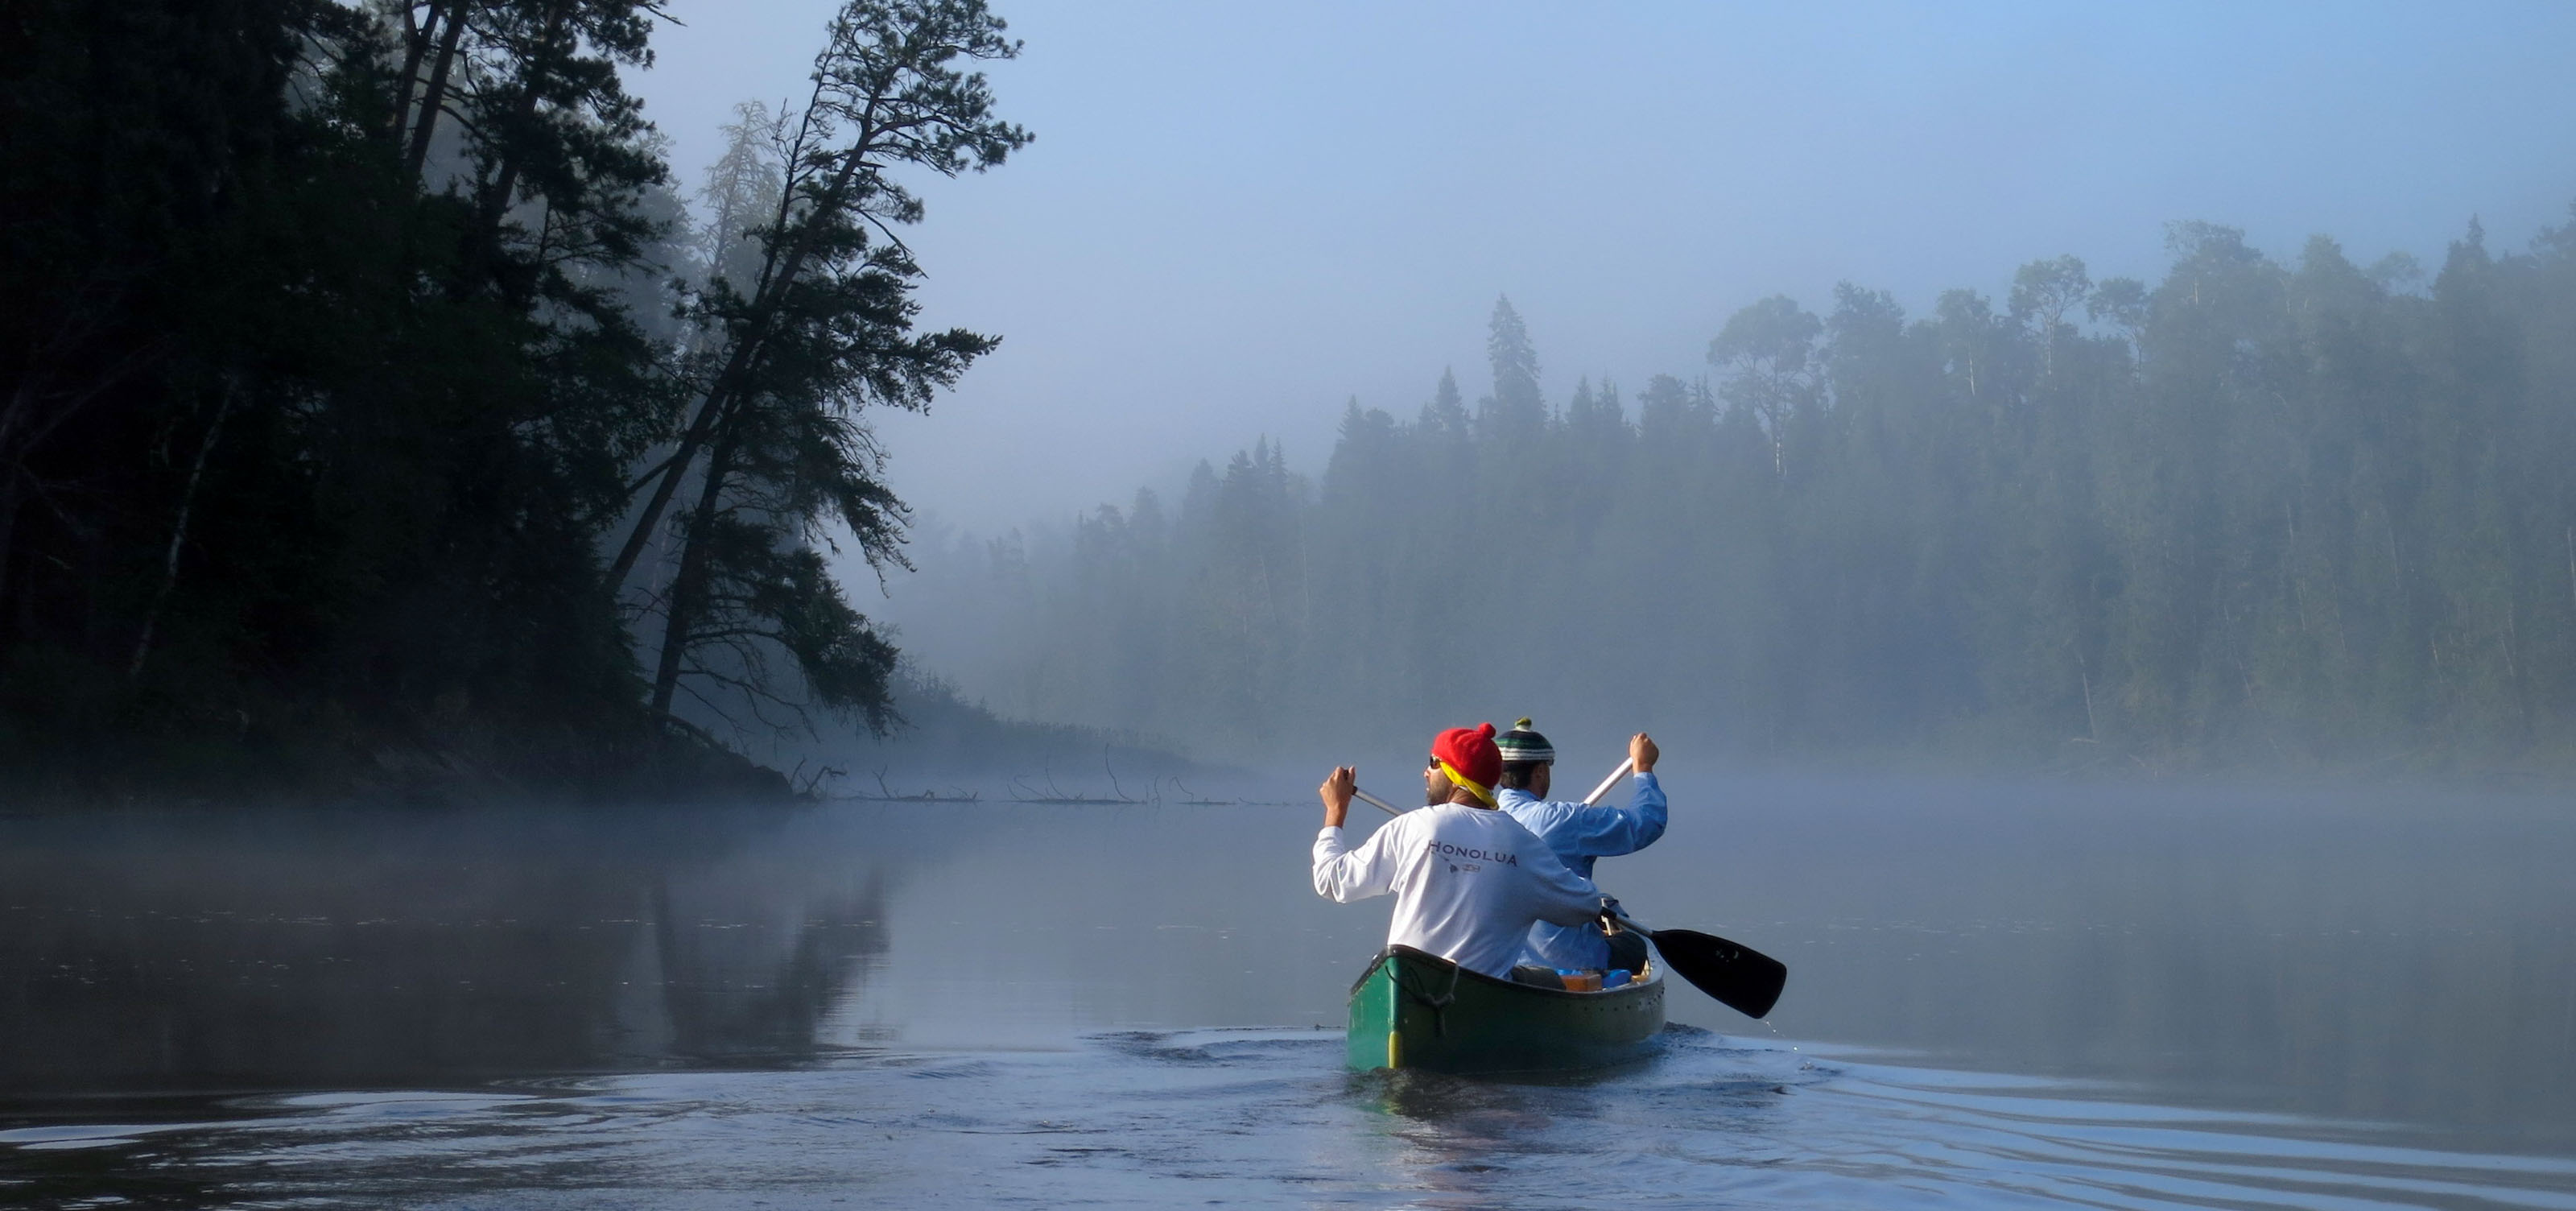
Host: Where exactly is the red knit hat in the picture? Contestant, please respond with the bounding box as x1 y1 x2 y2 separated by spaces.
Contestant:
1430 722 1501 804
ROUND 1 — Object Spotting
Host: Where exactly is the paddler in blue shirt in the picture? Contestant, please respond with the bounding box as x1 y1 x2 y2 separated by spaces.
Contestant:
1494 720 1667 973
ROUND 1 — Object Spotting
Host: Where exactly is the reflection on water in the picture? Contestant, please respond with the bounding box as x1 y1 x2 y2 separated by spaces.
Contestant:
2 778 2573 1206
0 809 897 1090
6 1031 2573 1209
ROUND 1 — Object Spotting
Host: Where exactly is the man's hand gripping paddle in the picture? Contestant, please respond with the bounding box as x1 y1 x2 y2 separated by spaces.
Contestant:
1349 754 1790 1019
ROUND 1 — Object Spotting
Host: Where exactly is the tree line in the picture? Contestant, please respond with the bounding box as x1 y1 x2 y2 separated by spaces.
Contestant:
0 0 1023 794
897 213 2576 773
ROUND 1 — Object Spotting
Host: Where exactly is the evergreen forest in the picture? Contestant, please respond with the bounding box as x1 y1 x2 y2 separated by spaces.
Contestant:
11 0 2575 795
894 216 2576 775
0 0 1026 797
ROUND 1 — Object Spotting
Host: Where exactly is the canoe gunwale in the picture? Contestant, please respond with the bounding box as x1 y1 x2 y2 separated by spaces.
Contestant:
1348 944 1664 1002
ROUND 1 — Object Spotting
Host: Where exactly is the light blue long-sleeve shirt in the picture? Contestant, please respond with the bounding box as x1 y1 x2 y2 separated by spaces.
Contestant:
1498 772 1668 969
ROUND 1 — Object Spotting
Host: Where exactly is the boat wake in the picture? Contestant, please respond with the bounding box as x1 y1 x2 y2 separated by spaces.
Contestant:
3 1030 2570 1209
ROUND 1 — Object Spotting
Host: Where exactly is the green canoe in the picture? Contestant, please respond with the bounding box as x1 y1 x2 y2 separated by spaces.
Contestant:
1345 945 1666 1073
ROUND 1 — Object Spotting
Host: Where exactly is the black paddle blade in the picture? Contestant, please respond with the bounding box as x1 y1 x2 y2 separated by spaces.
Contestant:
1647 928 1787 1019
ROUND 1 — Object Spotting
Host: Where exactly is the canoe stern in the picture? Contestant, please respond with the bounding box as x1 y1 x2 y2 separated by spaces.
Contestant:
1344 945 1665 1073
1346 952 1403 1071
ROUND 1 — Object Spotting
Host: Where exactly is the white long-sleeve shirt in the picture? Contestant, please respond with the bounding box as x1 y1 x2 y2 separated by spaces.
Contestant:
1312 802 1607 978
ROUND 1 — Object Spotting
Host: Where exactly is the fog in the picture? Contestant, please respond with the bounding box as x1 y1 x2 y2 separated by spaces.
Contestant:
630 2 2576 536
11 7 2576 1198
10 781 2574 1202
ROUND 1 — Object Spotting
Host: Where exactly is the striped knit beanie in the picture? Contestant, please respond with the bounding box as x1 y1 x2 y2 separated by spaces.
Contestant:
1430 722 1501 805
1495 717 1554 765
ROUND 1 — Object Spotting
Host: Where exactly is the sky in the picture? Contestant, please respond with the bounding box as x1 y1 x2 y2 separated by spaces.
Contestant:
629 1 2576 538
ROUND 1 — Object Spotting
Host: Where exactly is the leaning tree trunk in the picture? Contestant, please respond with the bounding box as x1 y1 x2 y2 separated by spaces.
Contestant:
455 2 568 295
648 432 740 718
402 1 471 184
605 120 882 589
128 386 233 680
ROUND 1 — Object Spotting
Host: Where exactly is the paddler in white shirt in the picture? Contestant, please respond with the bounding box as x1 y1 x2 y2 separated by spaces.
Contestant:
1494 719 1666 974
1311 722 1612 979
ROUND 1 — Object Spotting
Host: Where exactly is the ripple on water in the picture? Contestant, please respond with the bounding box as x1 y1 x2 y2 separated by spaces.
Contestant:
2 1031 2572 1209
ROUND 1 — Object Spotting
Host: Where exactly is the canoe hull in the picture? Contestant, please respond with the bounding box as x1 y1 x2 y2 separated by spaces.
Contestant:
1345 945 1666 1073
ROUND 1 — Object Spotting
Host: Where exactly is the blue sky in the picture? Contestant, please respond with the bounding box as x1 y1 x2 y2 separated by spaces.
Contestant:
631 1 2576 535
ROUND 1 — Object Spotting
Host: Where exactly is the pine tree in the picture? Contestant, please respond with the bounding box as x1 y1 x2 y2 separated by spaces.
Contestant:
634 0 1030 736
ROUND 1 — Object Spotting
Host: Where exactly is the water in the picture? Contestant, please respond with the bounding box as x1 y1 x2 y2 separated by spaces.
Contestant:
3 774 2573 1208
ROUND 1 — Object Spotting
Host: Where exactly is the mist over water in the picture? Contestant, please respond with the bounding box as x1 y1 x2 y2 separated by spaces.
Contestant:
10 4 2576 1207
6 778 2571 1206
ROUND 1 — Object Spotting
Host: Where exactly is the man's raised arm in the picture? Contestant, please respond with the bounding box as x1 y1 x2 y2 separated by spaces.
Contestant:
1611 732 1669 849
1312 766 1400 903
1552 732 1669 855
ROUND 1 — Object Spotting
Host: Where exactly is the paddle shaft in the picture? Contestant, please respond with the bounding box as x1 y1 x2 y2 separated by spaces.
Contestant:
1350 787 1404 817
1352 754 1629 819
1580 757 1635 805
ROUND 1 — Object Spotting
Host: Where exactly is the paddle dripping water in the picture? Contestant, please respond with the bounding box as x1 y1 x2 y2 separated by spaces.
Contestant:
1 777 2571 1207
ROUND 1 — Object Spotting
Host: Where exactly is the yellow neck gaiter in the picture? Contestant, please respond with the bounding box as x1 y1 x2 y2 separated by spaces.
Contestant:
1436 759 1496 807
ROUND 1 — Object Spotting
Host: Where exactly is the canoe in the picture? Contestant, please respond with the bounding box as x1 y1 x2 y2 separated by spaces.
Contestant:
1345 944 1666 1073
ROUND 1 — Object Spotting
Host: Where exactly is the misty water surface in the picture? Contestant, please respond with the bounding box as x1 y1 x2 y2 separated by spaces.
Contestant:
2 776 2571 1207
